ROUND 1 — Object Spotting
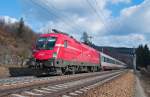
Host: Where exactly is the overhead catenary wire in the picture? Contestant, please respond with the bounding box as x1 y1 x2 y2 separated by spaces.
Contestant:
93 0 107 22
31 0 75 32
30 0 82 33
85 0 110 33
94 0 123 33
94 0 112 28
43 0 84 32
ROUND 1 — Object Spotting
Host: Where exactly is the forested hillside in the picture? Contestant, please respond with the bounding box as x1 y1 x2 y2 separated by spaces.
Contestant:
0 17 37 67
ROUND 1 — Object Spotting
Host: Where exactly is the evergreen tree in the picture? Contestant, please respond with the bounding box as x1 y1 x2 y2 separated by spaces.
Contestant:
82 32 89 44
143 44 150 68
17 17 24 37
136 45 144 68
136 44 150 68
81 32 92 45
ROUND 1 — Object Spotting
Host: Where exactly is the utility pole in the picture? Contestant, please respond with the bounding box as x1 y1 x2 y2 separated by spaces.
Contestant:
133 47 137 73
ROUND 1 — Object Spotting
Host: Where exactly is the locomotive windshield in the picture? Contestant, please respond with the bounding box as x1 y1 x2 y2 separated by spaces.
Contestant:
36 37 56 50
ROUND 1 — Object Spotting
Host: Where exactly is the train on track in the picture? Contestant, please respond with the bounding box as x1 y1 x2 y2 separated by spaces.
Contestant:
28 29 127 74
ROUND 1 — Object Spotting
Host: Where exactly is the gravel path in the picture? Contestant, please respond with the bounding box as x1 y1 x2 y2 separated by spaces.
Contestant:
136 70 150 97
135 76 147 97
79 71 135 97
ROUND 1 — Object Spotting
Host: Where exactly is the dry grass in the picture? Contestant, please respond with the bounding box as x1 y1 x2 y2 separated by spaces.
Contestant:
0 66 10 77
80 71 135 97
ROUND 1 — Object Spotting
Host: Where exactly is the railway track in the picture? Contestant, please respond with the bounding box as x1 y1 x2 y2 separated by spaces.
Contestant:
0 70 127 97
0 76 35 85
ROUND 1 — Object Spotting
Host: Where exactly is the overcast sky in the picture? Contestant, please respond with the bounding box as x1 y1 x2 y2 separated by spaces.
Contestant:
0 0 150 47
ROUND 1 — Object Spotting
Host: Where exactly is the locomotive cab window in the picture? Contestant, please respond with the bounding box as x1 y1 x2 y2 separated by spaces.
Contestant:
64 40 68 48
36 37 57 50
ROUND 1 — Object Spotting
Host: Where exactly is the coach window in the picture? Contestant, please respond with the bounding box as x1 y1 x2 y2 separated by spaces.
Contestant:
104 57 107 62
101 56 104 62
64 40 68 48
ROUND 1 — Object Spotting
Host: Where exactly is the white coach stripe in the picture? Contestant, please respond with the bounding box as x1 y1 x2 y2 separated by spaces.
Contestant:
55 44 81 52
68 46 81 52
56 47 60 58
55 44 64 47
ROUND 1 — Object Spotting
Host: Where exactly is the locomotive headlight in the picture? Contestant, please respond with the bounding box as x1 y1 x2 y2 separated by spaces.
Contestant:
53 52 57 58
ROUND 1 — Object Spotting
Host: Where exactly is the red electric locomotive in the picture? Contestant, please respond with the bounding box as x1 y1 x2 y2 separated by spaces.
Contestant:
29 29 101 74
